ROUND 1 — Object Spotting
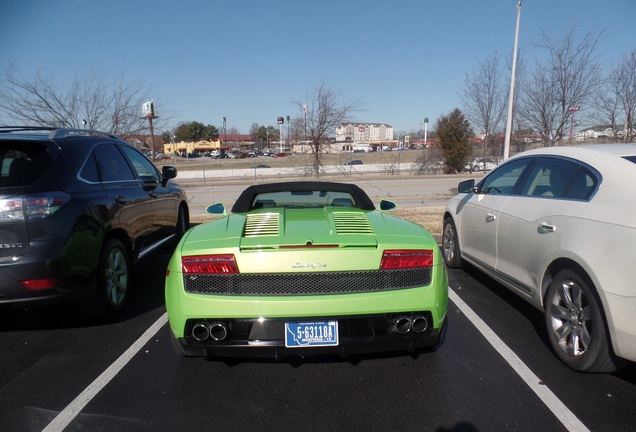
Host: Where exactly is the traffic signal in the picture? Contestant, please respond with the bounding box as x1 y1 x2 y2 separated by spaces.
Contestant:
277 116 284 124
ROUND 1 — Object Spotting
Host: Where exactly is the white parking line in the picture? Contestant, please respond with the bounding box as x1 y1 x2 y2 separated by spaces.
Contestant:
448 288 589 432
43 293 589 432
41 313 168 432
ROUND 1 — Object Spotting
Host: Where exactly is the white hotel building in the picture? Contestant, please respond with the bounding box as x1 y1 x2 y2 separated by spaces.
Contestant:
336 123 394 143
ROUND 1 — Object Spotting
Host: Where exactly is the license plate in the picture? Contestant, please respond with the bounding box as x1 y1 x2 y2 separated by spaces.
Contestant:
285 321 339 348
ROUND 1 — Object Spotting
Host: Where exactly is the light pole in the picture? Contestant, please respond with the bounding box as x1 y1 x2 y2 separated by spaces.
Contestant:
424 117 429 147
277 116 284 153
222 116 227 150
287 115 290 151
503 0 522 161
303 104 307 150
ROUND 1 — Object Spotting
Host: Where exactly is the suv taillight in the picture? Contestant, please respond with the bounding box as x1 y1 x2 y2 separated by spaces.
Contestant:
0 192 70 222
0 198 24 221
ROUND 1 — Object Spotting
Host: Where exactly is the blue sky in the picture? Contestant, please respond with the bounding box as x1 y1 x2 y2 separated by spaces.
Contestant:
1 0 635 134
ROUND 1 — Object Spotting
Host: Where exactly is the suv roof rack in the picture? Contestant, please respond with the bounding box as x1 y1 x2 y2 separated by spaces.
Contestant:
0 126 55 133
0 126 120 140
49 128 120 140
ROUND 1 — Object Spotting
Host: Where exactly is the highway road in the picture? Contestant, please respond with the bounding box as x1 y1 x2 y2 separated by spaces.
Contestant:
180 174 469 220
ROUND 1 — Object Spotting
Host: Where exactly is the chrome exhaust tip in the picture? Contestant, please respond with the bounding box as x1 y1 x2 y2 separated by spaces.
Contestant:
192 321 211 341
209 322 228 341
411 315 428 333
394 316 412 334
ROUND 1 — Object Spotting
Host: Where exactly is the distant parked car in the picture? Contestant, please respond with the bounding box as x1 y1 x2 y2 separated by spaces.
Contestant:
0 126 189 318
344 160 363 166
182 152 200 158
443 144 636 372
462 160 481 172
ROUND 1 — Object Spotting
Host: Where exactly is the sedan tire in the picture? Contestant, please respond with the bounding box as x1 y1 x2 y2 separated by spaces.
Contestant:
442 217 462 269
544 269 625 373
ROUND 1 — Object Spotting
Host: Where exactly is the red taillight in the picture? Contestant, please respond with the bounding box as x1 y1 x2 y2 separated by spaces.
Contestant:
380 250 433 269
182 254 239 274
21 278 64 290
25 192 71 219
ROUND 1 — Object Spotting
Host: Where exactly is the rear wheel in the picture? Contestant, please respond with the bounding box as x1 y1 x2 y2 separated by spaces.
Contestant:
442 217 462 268
80 238 130 318
175 206 189 240
544 269 625 372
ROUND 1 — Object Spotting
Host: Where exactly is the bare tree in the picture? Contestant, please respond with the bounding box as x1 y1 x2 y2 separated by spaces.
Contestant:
291 83 362 177
459 52 508 167
519 27 603 146
0 67 156 136
614 50 636 142
592 69 622 140
519 64 560 145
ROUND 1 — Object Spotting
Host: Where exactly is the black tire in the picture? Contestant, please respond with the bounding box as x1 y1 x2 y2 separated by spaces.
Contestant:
544 269 625 373
80 238 131 318
175 205 189 241
442 217 462 268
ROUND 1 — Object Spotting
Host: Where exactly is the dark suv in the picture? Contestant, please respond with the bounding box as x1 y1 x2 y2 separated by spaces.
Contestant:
0 127 189 317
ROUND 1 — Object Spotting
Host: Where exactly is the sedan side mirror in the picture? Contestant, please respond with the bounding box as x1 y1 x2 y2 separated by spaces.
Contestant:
457 179 476 194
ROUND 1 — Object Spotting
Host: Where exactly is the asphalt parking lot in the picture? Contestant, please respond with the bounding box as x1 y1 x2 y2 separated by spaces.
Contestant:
2 171 634 432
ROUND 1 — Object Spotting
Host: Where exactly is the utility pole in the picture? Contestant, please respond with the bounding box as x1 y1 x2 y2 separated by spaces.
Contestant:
142 100 158 159
503 0 522 161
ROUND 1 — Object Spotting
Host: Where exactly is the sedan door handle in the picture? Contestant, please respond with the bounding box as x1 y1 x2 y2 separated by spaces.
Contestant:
114 196 127 205
540 222 556 232
486 213 496 222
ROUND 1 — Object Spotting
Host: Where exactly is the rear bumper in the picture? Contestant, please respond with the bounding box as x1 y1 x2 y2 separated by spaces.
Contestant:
0 239 96 305
173 313 446 359
604 291 636 363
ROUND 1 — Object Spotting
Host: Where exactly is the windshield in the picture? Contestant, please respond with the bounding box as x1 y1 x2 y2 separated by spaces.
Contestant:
252 190 355 209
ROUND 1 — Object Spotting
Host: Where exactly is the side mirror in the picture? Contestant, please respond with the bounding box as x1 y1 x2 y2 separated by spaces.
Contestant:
457 179 476 194
162 166 177 180
206 202 227 216
379 199 397 211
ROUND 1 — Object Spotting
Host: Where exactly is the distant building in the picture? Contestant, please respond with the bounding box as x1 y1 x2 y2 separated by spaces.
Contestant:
336 123 394 143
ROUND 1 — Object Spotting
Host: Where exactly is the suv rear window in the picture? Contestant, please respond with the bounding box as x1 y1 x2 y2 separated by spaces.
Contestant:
0 142 53 187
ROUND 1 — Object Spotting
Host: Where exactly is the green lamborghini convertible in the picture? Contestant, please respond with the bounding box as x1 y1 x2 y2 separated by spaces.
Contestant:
165 181 448 359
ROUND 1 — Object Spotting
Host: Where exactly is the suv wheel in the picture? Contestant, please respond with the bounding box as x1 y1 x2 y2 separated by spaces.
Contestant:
176 206 189 240
80 238 130 318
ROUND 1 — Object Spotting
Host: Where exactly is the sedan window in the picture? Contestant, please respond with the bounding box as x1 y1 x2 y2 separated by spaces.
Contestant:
522 158 597 200
478 158 532 195
565 167 597 200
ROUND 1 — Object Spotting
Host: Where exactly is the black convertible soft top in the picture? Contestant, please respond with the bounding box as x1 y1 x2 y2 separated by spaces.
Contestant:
231 181 376 213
